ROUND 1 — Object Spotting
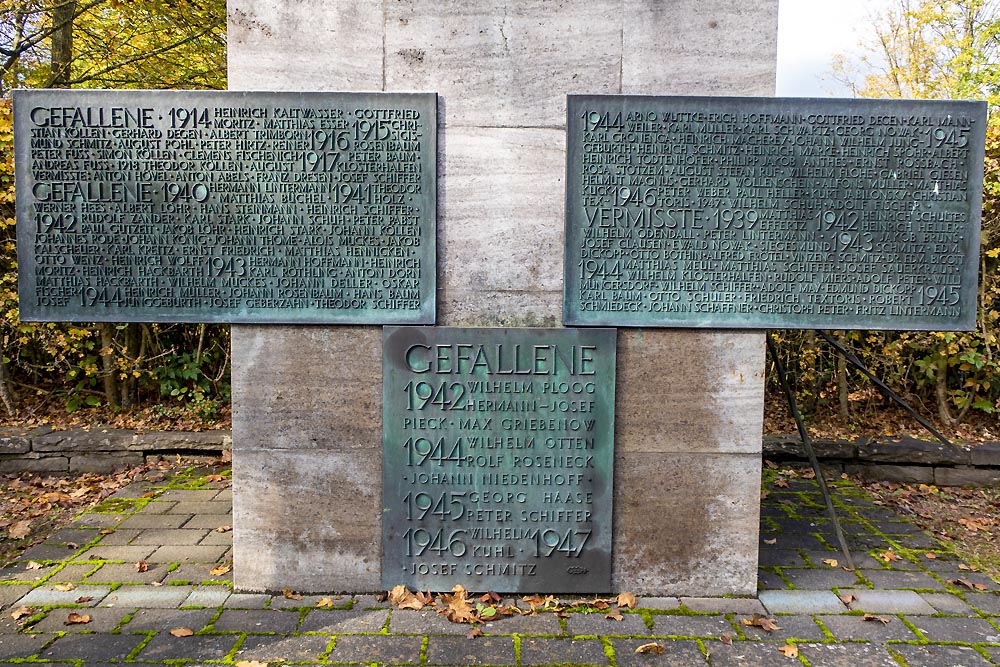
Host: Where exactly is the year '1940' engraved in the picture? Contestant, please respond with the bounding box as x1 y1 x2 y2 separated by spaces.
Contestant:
564 95 987 330
14 90 436 324
381 327 616 593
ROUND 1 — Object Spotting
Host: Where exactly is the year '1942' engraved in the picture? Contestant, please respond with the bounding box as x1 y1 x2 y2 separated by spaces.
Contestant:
381 327 616 593
564 95 987 330
15 90 436 324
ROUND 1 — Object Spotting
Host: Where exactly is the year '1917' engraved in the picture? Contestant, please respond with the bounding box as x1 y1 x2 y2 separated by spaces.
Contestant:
15 90 436 324
381 327 616 593
564 95 987 330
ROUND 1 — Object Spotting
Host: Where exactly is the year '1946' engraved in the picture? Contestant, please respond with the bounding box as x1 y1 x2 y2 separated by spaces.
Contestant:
15 90 437 324
564 95 987 330
381 327 616 593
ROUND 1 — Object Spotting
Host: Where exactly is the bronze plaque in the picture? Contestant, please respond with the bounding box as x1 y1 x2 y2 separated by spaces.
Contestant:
564 95 987 330
382 326 616 593
15 90 436 323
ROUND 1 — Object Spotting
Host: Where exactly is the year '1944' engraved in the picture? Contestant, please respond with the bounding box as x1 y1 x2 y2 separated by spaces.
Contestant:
564 95 987 331
381 327 616 593
15 90 437 324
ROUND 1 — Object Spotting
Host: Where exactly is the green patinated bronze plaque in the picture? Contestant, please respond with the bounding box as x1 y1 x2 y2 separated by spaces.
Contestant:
382 326 616 593
564 95 987 330
15 90 436 324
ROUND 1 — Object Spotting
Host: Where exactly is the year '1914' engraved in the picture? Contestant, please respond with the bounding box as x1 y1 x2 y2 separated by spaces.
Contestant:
15 90 436 324
564 95 987 330
381 327 616 593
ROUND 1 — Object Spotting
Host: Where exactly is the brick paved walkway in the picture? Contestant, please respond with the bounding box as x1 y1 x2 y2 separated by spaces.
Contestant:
1 464 999 666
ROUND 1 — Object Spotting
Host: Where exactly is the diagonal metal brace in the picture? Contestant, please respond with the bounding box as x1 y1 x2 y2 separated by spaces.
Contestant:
766 332 856 571
815 330 959 452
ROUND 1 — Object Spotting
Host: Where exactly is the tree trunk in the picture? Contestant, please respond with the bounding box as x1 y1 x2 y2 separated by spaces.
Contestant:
99 323 119 409
936 356 953 426
50 1 77 87
837 333 850 418
0 342 17 417
120 323 141 409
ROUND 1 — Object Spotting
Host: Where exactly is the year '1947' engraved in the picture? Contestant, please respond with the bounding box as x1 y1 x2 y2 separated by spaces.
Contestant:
564 95 987 330
381 327 616 593
15 90 437 324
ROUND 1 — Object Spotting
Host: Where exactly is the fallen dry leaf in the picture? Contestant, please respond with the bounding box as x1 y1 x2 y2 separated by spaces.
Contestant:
959 564 977 571
465 626 483 640
388 585 425 611
135 560 149 573
924 553 938 559
282 588 302 601
958 517 989 532
8 519 32 539
778 644 799 658
741 614 781 633
616 592 637 609
720 632 733 645
169 628 194 637
878 550 902 562
863 613 890 624
438 585 477 624
774 477 790 488
210 564 231 576
64 612 90 625
215 525 232 533
316 597 334 609
605 606 624 621
54 583 75 592
234 662 267 667
801 469 816 479
99 529 115 535
635 642 665 654
25 561 43 570
838 593 856 605
10 607 32 621
75 596 93 604
763 538 777 545
822 559 839 568
948 578 987 591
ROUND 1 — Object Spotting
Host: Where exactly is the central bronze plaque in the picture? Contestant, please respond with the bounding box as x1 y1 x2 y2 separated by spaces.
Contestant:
382 327 616 593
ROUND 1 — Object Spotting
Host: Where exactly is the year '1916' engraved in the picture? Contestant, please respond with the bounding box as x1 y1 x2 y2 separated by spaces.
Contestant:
564 95 987 330
15 90 436 324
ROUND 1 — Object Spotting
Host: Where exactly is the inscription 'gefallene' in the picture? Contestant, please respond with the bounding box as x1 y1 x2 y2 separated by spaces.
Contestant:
15 90 437 324
564 95 987 330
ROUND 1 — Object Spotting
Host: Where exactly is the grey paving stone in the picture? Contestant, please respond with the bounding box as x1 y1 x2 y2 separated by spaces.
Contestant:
15 585 110 607
649 613 736 637
84 562 170 584
890 644 994 667
223 593 269 608
796 642 899 667
158 489 221 501
182 585 231 607
0 585 31 607
30 606 130 633
134 632 238 661
941 571 999 592
214 488 233 501
919 592 975 614
212 609 301 633
388 608 474 635
636 596 681 610
131 528 210 546
269 593 350 610
819 614 918 641
965 592 1000 614
756 570 789 590
146 544 229 563
860 569 946 590
738 615 828 641
839 589 937 614
91 528 142 545
121 607 216 632
116 513 190 529
100 584 192 608
75 545 156 562
166 501 228 515
680 598 767 614
703 639 789 666
758 590 846 614
299 608 390 633
40 633 145 662
982 646 1000 663
564 612 649 636
181 513 234 529
478 613 562 636
0 633 51 659
425 636 515 665
909 615 1000 642
0 563 54 583
163 562 232 584
615 638 707 666
236 634 331 662
521 637 608 665
781 567 863 589
198 529 233 546
133 500 178 514
353 593 392 609
329 635 423 664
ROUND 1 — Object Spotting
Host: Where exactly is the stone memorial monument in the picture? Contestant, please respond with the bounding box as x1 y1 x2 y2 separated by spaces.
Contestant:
228 1 776 595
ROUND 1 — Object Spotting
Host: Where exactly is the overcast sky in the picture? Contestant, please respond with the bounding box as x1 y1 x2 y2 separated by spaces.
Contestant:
776 0 893 97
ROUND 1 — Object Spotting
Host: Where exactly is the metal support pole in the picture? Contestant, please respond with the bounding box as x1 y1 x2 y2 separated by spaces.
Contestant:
766 332 856 570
